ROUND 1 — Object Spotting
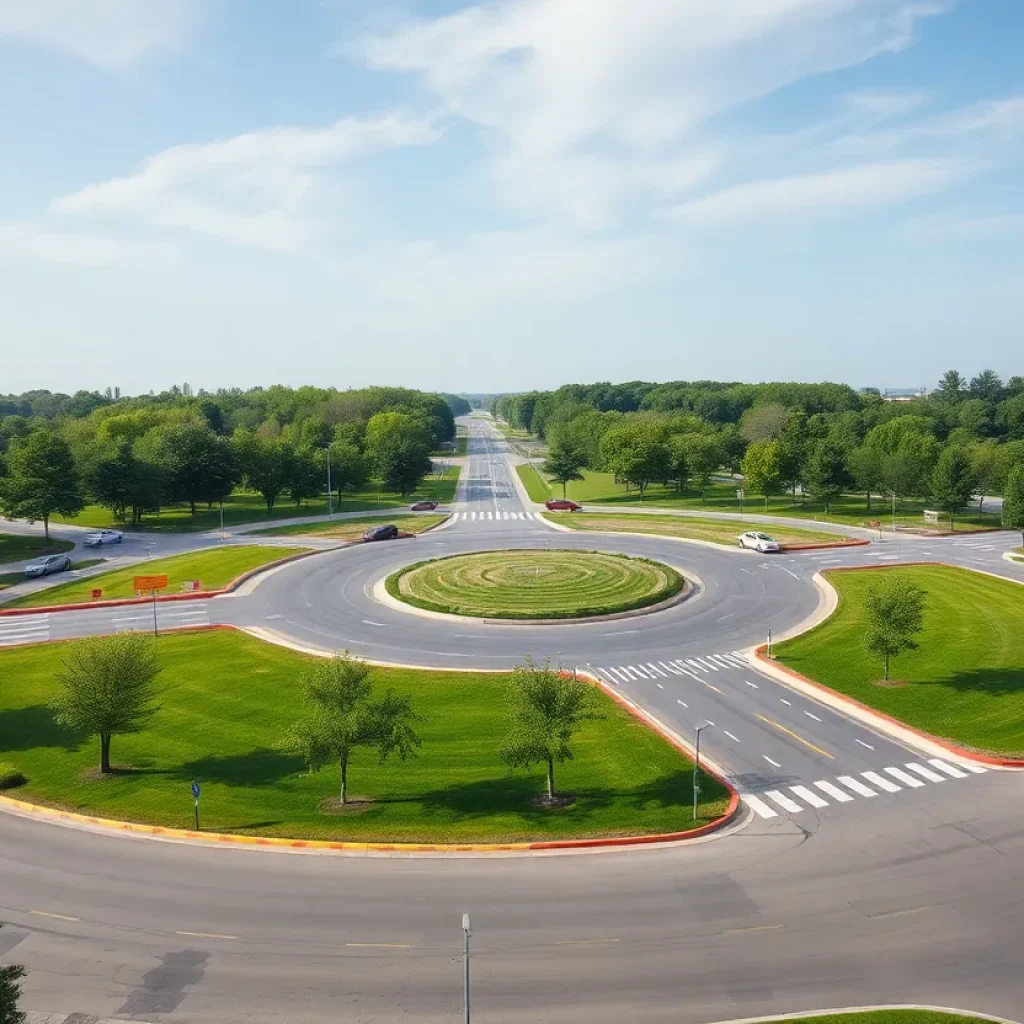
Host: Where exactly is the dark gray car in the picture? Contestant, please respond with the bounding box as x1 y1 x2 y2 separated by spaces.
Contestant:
24 554 72 577
362 524 399 542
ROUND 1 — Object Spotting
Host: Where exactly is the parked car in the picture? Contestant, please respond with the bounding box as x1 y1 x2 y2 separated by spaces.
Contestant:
545 499 582 511
24 554 72 577
84 529 123 547
410 500 438 511
363 524 400 542
738 531 781 553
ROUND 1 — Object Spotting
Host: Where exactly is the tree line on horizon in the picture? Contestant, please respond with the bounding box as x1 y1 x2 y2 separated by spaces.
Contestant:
0 384 460 535
495 370 1024 531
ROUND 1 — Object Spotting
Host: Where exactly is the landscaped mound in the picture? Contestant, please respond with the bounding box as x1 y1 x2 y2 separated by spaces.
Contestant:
387 549 685 620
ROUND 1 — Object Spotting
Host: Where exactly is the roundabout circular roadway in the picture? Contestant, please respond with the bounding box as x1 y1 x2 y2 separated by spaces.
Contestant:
2 418 1024 1023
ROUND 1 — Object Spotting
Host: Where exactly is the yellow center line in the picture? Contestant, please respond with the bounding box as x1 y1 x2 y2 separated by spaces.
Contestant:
701 680 724 695
755 714 834 760
176 930 237 940
30 910 80 922
556 938 621 946
345 942 412 949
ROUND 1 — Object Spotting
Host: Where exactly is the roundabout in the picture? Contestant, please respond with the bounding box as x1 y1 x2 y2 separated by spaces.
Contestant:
384 548 686 620
2 418 1024 1022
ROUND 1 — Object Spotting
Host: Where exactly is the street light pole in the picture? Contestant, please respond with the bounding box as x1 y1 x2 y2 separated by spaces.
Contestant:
326 444 333 520
693 721 714 820
462 913 471 1024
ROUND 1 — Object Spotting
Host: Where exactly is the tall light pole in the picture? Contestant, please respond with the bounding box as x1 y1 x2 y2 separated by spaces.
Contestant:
326 444 334 520
462 913 471 1024
693 721 715 820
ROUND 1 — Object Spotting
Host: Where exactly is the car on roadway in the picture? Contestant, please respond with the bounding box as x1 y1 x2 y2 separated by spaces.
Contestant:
410 500 438 511
24 554 72 577
84 529 123 547
738 531 780 553
545 499 582 512
363 524 399 542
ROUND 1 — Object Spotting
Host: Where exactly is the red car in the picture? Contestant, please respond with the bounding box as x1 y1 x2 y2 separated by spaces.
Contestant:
545 499 582 511
410 500 438 511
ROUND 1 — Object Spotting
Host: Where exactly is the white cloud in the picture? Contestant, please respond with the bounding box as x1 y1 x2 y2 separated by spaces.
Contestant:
900 211 1024 242
349 0 952 226
0 223 178 268
667 159 970 224
0 0 205 69
840 89 930 120
51 113 442 250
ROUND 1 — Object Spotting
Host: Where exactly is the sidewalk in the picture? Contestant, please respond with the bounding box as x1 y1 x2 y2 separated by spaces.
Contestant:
27 1014 155 1024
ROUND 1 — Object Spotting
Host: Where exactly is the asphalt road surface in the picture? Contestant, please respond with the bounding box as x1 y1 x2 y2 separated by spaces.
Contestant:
2 415 1023 1022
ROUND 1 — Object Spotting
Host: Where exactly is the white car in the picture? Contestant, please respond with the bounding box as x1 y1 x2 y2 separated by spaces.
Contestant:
738 531 780 553
84 529 124 547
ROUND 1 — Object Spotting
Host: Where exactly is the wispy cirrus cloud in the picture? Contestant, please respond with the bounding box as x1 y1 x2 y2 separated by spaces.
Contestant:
50 113 442 250
0 223 178 268
0 0 206 69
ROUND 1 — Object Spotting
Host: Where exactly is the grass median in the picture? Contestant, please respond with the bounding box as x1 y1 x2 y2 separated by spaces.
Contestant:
759 1012 992 1024
542 512 848 548
388 549 685 620
775 565 1024 756
0 532 74 562
253 514 446 540
5 545 307 609
0 630 728 843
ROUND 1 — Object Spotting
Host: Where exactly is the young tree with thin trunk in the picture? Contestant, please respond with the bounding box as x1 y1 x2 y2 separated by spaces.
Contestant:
0 964 26 1024
542 440 586 498
500 661 600 803
741 439 783 512
863 575 926 681
804 439 851 514
286 656 421 805
931 444 978 531
50 634 162 774
1002 464 1024 547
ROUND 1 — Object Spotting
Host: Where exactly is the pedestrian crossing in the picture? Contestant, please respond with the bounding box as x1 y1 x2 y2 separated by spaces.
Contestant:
0 603 211 648
0 613 50 647
451 510 540 523
743 757 987 819
592 650 748 686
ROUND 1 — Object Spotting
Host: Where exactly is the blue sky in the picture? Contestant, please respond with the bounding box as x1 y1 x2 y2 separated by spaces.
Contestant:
1 0 1022 396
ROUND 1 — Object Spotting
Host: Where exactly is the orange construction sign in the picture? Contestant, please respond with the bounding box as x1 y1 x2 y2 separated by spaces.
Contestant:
134 574 169 592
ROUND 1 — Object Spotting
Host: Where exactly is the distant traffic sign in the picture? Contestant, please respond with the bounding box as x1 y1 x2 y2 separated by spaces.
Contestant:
191 780 201 799
134 574 168 592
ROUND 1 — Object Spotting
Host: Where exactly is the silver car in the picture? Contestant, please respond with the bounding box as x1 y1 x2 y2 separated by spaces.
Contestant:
738 531 781 553
24 554 72 577
84 529 123 547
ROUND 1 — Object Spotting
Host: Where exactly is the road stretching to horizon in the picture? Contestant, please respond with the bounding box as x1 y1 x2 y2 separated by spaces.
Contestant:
1 416 1023 1021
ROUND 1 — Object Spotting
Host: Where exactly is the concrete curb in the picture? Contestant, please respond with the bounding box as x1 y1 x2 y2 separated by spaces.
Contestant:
0 625 741 858
0 546 317 618
750 564 1024 770
700 1005 1020 1024
1002 550 1023 566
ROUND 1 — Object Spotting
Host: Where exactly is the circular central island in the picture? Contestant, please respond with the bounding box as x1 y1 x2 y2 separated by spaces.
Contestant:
385 548 686 621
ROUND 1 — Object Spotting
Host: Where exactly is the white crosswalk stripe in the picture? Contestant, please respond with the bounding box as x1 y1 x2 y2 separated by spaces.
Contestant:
765 790 803 813
862 770 901 793
905 762 946 783
744 794 779 819
928 758 969 779
790 785 828 808
885 766 926 788
836 775 877 798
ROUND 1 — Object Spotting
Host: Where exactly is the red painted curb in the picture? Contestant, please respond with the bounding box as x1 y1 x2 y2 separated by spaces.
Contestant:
760 561 1024 769
0 548 316 618
779 538 870 552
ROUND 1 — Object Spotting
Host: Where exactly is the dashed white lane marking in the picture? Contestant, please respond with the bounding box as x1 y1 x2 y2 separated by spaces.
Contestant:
763 756 782 768
905 762 946 783
676 699 688 708
928 758 968 779
790 785 828 808
813 780 853 803
765 790 803 813
656 683 664 689
744 794 779 819
862 770 902 793
723 730 740 742
836 775 877 798
804 711 822 722
885 766 925 788
779 699 792 706
745 680 758 689
855 739 875 750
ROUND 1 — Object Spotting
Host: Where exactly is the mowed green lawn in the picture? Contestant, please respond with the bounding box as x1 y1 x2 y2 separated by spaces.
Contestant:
776 566 1024 756
520 466 1000 532
52 466 462 534
6 545 306 608
0 630 728 843
389 550 684 619
767 1013 990 1024
543 512 847 548
254 514 446 540
0 532 74 563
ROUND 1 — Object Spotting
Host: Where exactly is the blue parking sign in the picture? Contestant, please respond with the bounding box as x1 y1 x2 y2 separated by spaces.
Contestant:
192 780 200 799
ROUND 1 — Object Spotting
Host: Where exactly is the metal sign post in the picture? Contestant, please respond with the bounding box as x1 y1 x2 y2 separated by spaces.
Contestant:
192 779 201 830
462 913 471 1024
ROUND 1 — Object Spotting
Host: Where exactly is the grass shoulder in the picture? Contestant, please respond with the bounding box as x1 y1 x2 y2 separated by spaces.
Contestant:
252 514 446 540
754 1012 992 1024
516 463 553 502
387 549 684 620
0 532 75 563
775 565 1024 756
541 512 847 548
6 545 307 608
0 630 728 843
